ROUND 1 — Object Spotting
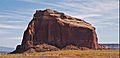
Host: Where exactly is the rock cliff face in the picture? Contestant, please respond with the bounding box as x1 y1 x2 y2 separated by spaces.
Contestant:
12 9 101 53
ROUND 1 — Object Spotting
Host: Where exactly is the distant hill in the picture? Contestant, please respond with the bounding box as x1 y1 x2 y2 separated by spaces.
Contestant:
101 44 119 50
0 46 14 54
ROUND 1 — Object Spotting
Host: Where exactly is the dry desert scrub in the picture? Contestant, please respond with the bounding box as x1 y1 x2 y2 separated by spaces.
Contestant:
0 50 119 58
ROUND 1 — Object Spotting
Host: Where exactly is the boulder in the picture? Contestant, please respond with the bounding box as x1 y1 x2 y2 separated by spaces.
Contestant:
62 45 79 50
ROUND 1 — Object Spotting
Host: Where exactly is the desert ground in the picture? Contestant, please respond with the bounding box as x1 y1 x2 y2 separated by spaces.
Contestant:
0 50 119 58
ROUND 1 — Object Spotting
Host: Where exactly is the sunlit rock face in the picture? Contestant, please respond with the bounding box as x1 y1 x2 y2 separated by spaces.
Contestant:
11 9 101 53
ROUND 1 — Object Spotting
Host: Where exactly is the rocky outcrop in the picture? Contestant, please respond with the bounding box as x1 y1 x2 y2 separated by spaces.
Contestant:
11 9 101 53
62 45 79 50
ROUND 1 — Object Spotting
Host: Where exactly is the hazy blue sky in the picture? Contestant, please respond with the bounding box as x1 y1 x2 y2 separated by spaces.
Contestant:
0 0 119 48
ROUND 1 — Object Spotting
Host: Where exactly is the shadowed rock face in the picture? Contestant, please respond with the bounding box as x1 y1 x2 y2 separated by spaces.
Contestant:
11 9 101 53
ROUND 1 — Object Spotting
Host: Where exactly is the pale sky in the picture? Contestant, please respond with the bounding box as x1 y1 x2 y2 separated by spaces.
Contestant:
0 0 119 48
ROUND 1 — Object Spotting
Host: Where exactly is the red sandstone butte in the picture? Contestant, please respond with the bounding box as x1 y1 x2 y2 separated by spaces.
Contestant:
11 9 101 53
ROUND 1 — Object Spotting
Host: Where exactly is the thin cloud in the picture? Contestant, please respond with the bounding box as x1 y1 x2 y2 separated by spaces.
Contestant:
70 14 102 19
0 11 32 20
0 24 24 29
0 15 12 18
16 0 40 4
4 36 23 40
0 9 33 30
57 0 118 14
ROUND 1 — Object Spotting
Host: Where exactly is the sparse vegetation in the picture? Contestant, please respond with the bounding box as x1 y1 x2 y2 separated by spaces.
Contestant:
0 50 119 58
